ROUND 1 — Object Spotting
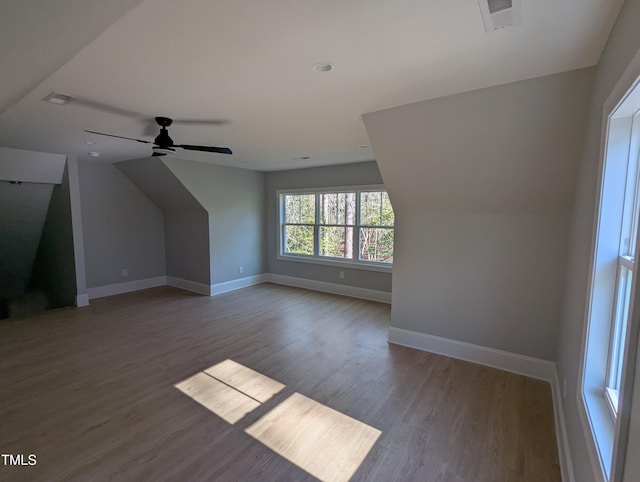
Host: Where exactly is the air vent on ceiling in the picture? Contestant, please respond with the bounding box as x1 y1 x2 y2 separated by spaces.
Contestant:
479 0 521 32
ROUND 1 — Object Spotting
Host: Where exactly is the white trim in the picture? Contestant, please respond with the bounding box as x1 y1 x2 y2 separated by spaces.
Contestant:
551 371 577 482
388 326 573 481
76 293 89 307
166 276 210 295
278 183 386 195
277 186 395 269
266 273 391 303
388 326 556 381
87 276 167 300
277 254 392 273
577 46 640 482
209 274 268 296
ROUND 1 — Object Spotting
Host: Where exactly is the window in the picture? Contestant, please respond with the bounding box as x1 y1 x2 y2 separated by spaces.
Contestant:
582 84 640 480
279 186 394 269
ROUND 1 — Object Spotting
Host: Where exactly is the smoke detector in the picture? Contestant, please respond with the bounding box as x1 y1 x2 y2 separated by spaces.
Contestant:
479 0 522 32
42 91 74 105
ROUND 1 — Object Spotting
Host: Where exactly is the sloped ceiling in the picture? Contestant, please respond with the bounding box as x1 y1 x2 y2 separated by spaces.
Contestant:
0 0 624 171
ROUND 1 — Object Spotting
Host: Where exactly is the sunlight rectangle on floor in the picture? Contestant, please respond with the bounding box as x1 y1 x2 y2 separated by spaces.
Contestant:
245 392 381 482
203 359 285 403
174 372 260 424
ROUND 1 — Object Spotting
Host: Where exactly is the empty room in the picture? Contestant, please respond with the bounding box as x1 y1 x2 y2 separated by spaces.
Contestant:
1 1 640 481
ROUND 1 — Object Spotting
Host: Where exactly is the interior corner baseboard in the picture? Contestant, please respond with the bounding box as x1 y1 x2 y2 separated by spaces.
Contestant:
86 276 167 300
550 371 575 482
209 274 268 296
265 273 391 303
76 293 90 307
387 326 556 382
166 276 210 295
388 325 573 481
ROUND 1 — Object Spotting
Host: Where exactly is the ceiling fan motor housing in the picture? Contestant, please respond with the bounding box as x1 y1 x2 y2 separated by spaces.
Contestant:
154 127 174 147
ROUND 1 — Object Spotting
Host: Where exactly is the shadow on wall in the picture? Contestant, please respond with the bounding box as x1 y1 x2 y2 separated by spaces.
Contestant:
0 164 76 320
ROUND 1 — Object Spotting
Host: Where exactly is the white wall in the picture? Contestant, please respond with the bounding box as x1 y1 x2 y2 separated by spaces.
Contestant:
364 68 593 360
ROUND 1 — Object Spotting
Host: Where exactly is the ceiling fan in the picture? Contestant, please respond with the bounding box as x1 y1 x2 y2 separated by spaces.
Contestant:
85 116 232 157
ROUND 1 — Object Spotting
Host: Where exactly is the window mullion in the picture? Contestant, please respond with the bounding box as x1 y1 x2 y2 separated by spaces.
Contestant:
314 193 320 256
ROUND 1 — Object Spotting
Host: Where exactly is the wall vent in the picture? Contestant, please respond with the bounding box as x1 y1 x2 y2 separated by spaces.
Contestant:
479 0 521 32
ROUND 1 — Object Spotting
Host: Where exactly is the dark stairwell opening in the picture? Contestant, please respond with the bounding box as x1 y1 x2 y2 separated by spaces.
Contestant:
0 164 76 320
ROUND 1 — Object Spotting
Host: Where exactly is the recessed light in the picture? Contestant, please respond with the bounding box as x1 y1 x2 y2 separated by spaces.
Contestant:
85 141 96 145
89 152 100 158
43 91 74 105
313 62 334 72
360 145 368 148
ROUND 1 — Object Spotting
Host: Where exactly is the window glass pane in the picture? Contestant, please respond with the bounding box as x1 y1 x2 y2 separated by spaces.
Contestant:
609 265 633 395
319 226 354 259
284 225 314 255
360 228 394 263
285 194 315 224
320 193 356 225
360 191 394 226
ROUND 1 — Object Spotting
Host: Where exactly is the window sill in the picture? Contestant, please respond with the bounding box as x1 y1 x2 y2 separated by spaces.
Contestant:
581 386 615 481
277 254 392 273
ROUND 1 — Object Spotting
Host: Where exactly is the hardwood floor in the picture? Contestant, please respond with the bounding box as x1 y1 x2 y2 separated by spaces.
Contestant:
0 284 560 481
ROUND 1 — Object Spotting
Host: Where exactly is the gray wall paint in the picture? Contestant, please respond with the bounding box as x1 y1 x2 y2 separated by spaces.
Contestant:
28 164 77 308
78 160 166 288
0 181 53 297
265 161 392 292
363 68 593 360
163 159 265 284
553 1 640 480
117 157 210 285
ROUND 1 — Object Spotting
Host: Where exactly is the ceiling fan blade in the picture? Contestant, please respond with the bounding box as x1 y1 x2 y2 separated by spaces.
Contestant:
171 119 230 126
177 144 232 155
84 130 152 144
74 97 145 119
151 151 167 157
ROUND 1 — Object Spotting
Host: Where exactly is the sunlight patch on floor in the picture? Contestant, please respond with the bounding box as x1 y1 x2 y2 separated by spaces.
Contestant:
204 359 285 403
174 372 260 424
245 392 381 482
174 359 284 424
176 360 381 480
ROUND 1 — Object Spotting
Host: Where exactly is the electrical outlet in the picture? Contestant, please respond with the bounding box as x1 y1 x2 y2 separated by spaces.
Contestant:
339 271 344 279
122 268 128 277
239 266 244 274
563 378 567 400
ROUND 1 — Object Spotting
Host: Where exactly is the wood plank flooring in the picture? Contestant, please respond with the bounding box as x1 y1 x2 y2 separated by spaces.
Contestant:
0 284 560 481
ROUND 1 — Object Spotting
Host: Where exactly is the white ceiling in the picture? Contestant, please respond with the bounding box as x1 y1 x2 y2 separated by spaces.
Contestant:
0 0 623 171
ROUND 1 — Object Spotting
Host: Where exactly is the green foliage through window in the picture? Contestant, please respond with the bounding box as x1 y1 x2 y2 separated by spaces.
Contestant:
281 188 394 265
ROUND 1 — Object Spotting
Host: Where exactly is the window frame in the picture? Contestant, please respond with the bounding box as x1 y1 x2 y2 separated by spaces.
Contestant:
580 67 640 482
277 185 394 272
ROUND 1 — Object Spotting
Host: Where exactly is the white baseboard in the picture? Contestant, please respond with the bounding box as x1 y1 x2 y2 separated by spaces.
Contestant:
388 326 556 380
210 274 268 296
76 293 89 307
166 274 267 296
87 276 167 300
388 326 573 481
166 276 210 295
266 273 391 303
550 371 575 482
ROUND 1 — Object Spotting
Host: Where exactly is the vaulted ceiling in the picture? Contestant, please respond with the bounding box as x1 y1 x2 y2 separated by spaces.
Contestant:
0 0 624 171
